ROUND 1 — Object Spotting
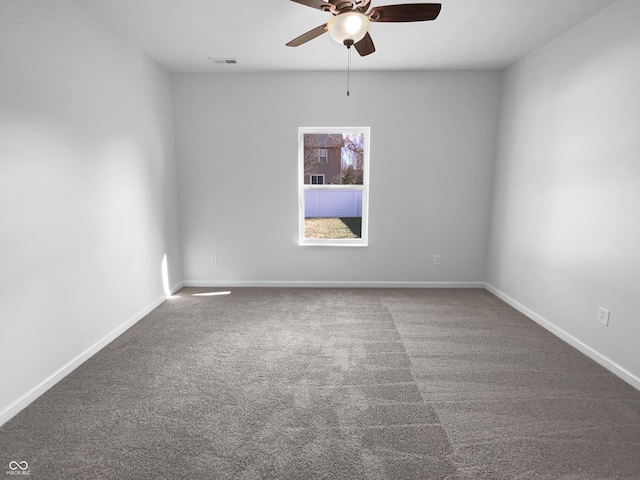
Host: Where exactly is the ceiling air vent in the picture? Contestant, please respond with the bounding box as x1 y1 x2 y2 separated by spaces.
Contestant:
208 58 238 65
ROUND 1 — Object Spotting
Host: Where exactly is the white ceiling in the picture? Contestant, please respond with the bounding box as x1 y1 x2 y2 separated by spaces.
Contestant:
73 0 617 72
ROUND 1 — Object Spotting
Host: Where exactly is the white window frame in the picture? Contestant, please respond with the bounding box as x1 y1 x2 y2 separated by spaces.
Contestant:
318 148 328 163
298 127 370 247
310 174 325 185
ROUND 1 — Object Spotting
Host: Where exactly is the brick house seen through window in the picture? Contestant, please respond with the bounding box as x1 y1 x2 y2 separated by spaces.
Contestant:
303 134 343 185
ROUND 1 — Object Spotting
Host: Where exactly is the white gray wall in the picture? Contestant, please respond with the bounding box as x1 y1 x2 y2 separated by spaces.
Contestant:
172 70 501 286
486 0 640 386
0 1 182 423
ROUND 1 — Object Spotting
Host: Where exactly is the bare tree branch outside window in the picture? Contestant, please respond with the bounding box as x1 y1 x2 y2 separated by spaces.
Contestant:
341 133 364 185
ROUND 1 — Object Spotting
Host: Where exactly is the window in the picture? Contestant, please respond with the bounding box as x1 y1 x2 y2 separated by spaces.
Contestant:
299 127 370 246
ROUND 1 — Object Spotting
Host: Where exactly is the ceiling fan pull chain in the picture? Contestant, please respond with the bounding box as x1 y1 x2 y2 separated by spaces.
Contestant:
347 45 351 96
342 39 354 96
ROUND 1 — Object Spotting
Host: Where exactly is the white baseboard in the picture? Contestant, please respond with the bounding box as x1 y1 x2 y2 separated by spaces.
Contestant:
0 287 179 428
484 282 640 392
183 280 486 289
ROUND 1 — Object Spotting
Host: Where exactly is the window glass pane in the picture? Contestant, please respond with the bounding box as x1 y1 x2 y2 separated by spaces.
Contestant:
304 190 362 239
303 133 364 185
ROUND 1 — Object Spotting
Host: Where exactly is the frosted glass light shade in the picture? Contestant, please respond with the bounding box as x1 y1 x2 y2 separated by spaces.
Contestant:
327 11 369 45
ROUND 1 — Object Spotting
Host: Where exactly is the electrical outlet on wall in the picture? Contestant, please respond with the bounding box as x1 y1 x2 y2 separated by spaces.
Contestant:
211 255 218 265
433 255 441 265
596 307 610 326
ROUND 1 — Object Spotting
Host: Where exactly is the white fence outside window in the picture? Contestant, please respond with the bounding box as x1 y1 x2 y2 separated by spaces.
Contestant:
304 190 362 218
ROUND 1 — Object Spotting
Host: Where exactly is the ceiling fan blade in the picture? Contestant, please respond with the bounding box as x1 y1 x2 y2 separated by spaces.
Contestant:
369 3 441 22
290 0 335 13
286 23 328 47
354 32 375 56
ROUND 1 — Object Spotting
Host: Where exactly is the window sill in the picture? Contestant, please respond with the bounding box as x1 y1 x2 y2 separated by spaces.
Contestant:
299 240 368 247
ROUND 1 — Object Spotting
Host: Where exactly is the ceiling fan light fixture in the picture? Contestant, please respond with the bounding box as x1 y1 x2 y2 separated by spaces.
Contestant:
327 11 369 45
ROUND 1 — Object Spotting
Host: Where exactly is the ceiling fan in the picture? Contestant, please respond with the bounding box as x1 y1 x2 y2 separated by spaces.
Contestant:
285 0 442 56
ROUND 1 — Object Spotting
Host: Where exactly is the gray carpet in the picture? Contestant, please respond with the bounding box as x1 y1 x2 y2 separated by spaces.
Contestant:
1 288 639 479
